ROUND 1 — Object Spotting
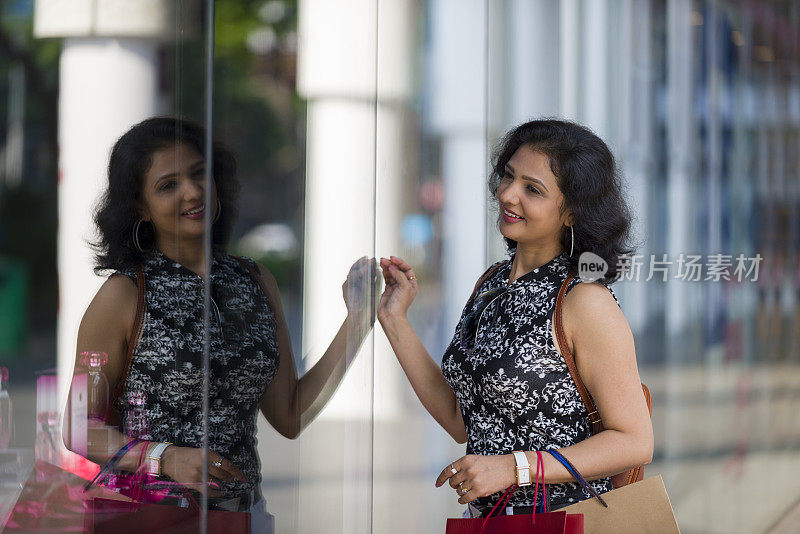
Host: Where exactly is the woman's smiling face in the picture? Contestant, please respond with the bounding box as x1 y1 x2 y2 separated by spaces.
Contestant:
138 142 218 247
496 145 572 251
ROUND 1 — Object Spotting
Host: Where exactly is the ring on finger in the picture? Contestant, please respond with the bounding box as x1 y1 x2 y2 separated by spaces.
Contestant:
408 275 416 280
213 459 222 468
450 463 457 475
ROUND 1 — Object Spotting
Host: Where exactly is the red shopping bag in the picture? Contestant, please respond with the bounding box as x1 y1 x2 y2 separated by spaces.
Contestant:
445 452 583 534
446 510 570 534
85 497 251 534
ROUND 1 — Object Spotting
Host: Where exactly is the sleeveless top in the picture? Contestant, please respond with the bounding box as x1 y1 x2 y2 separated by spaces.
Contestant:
441 252 614 511
116 249 280 499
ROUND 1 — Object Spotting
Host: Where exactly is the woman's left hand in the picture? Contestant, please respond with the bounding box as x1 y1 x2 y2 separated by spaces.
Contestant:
435 454 516 505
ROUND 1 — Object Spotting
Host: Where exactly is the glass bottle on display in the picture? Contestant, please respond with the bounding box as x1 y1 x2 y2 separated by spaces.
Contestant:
80 351 109 425
35 371 59 466
0 367 12 451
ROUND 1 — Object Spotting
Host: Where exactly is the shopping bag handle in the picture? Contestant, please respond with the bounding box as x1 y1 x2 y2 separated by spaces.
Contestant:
546 449 608 508
481 451 548 531
480 484 517 530
84 438 142 491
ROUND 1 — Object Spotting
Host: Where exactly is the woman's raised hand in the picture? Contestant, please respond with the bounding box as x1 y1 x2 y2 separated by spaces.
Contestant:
377 256 418 322
342 256 379 325
161 445 248 497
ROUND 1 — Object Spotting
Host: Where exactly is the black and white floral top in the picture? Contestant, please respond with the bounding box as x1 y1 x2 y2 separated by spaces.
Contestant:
442 252 614 511
117 249 279 499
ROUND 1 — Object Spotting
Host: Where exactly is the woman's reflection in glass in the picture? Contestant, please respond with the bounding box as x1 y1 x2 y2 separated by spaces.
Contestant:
63 117 376 529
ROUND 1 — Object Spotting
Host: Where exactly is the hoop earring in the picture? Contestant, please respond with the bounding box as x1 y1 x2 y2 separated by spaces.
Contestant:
569 225 575 257
133 219 146 252
214 199 221 223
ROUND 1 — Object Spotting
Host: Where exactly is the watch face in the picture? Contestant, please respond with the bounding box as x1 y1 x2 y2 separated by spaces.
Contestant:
147 458 159 476
518 468 531 485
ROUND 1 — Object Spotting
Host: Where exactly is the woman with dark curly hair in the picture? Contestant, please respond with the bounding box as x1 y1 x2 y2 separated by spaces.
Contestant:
63 117 374 531
377 119 652 517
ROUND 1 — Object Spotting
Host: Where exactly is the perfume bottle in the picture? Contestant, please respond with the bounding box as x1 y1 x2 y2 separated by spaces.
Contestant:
0 367 12 451
35 371 59 465
80 351 109 424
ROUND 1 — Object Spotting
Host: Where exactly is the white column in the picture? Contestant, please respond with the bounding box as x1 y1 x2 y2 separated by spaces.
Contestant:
300 96 377 417
297 0 416 421
508 0 560 123
429 0 488 332
485 0 562 262
35 0 175 408
616 0 653 334
666 0 695 337
486 1 562 265
582 0 609 139
297 0 377 421
485 0 508 264
559 0 581 121
56 38 160 402
664 0 695 495
441 133 487 328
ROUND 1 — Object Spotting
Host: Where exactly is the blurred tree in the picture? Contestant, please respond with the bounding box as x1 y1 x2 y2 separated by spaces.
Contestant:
212 0 304 290
212 0 304 237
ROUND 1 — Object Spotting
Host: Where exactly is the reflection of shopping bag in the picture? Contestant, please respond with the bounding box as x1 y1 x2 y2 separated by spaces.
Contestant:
560 475 679 534
4 461 130 532
85 497 251 534
83 438 251 533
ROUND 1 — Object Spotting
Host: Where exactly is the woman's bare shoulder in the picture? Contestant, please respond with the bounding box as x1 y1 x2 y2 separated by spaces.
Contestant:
252 261 280 296
75 274 140 381
562 280 629 336
82 274 139 328
564 281 620 312
96 273 138 303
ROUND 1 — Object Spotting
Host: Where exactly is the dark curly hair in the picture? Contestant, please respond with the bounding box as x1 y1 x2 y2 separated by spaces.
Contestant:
488 119 634 283
93 117 239 273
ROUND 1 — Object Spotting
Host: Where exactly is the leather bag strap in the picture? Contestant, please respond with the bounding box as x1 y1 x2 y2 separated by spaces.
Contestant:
555 276 652 488
553 275 604 434
467 262 504 304
554 276 653 438
112 267 146 412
